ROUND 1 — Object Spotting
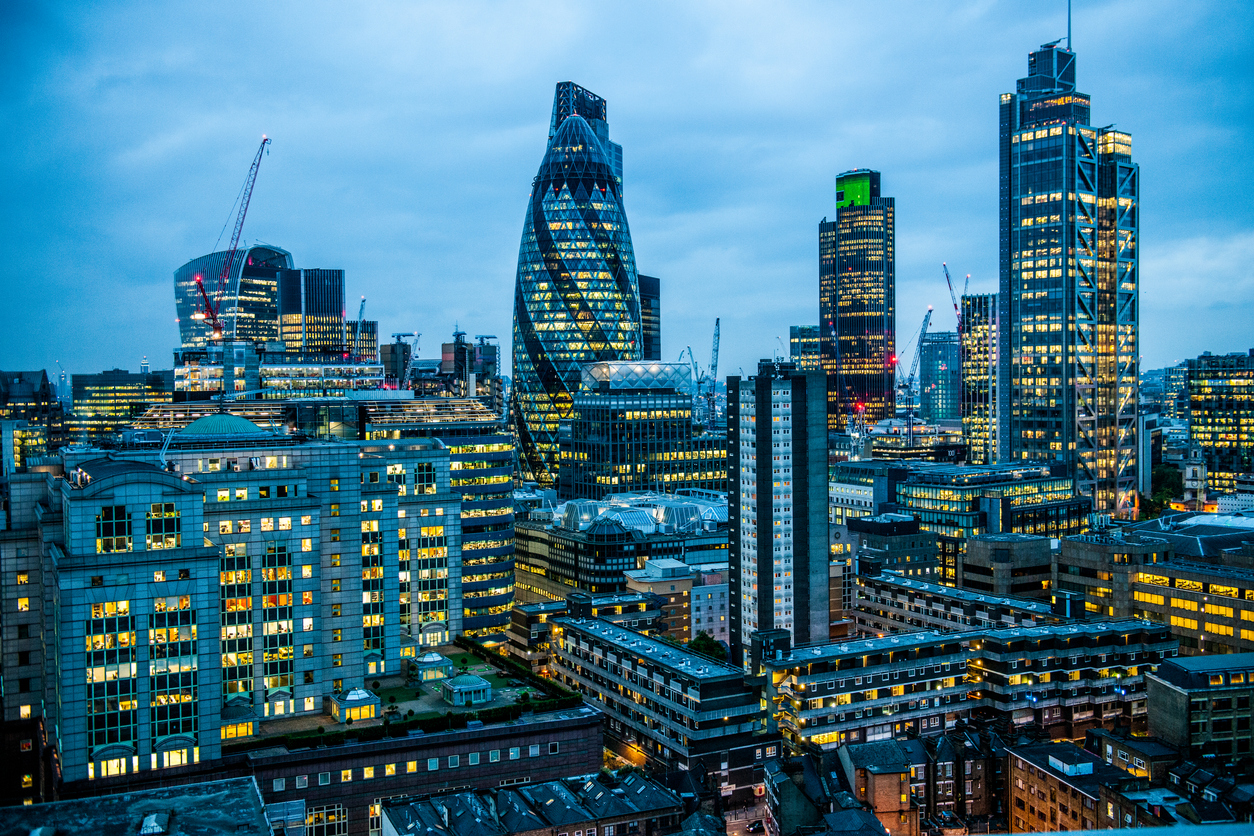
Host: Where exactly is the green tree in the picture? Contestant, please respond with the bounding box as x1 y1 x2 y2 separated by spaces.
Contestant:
689 631 727 662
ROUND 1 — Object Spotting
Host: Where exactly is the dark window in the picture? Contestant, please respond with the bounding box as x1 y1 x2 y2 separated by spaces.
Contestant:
91 576 104 587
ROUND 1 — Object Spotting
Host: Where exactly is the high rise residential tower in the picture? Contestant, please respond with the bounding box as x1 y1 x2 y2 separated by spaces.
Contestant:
512 82 642 486
819 170 895 431
727 360 829 670
998 43 1140 513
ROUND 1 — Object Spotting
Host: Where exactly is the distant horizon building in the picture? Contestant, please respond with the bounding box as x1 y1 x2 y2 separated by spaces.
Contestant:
512 81 642 487
820 169 895 431
69 367 174 441
789 325 822 372
961 293 1000 464
173 245 296 349
998 42 1140 513
639 274 661 362
919 331 961 423
728 359 829 670
1187 348 1254 492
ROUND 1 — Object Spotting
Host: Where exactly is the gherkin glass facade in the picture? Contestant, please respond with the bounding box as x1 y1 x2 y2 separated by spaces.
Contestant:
512 83 642 487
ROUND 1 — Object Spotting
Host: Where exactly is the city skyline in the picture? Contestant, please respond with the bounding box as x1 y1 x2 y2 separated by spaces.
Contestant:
2 2 1251 381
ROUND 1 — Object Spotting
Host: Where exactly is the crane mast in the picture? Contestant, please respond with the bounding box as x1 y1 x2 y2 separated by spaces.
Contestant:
897 307 933 448
195 136 271 341
352 296 367 361
942 262 965 336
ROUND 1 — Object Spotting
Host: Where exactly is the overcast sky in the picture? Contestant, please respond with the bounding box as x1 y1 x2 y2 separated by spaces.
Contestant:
2 1 1251 384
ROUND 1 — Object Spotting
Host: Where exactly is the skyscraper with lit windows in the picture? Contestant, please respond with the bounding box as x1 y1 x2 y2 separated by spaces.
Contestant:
512 82 642 486
998 42 1139 513
819 169 895 432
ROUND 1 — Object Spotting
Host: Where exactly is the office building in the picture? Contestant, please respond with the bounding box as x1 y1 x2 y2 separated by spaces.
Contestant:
960 294 999 465
173 340 384 398
998 42 1140 513
728 360 829 669
828 460 910 526
819 169 895 431
131 397 516 638
760 619 1175 753
639 274 662 362
514 491 728 603
0 369 67 450
919 332 961 423
895 463 1089 584
1147 653 1254 759
301 268 346 355
381 772 684 836
1083 727 1180 783
560 361 727 500
512 82 642 487
439 331 505 412
1164 362 1189 420
549 616 764 804
960 533 1052 599
174 245 296 349
69 367 174 442
344 318 379 362
789 325 822 372
380 338 412 387
1187 348 1254 492
843 513 939 580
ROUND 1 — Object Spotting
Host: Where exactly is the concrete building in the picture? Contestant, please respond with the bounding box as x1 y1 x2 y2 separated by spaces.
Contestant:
1082 727 1180 783
691 564 730 644
1147 653 1254 759
549 616 764 805
842 513 939 580
503 592 665 674
625 557 694 640
854 572 1064 637
759 620 1176 753
69 368 174 442
729 360 829 670
959 533 1052 599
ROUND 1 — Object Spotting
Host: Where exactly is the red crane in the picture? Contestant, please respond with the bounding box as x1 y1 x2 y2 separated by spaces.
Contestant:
193 136 272 340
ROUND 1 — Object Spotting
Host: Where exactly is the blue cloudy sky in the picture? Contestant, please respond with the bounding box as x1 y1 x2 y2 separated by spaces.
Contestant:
2 0 1251 382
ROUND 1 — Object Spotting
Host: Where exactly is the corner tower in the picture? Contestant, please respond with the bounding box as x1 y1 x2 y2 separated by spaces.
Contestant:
512 82 642 486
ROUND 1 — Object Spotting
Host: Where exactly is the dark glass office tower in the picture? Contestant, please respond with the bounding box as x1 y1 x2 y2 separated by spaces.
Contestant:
789 326 822 372
961 294 1000 465
998 43 1139 513
301 269 346 355
819 169 895 432
174 245 296 349
639 275 662 362
512 82 642 487
919 332 961 422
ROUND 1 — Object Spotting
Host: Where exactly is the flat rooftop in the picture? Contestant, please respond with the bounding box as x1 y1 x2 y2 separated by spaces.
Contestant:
555 617 741 679
0 777 268 836
865 572 1056 614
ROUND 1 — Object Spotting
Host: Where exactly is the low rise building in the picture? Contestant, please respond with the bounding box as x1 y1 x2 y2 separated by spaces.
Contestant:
837 740 920 836
625 557 695 640
760 620 1175 753
1147 653 1254 759
503 592 664 674
381 771 684 836
843 514 939 580
854 572 1064 637
1006 743 1141 834
549 616 764 805
1082 727 1180 783
958 533 1052 599
690 564 729 643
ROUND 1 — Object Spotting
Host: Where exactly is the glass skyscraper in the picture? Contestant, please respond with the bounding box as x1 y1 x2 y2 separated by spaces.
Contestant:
998 43 1139 513
819 169 895 432
961 293 1000 465
512 82 642 486
639 275 662 362
174 246 296 349
919 331 961 423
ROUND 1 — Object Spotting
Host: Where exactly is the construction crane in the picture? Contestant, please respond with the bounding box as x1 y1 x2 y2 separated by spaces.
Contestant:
193 136 271 341
351 296 366 361
941 263 972 336
896 307 933 448
705 318 720 422
390 332 420 389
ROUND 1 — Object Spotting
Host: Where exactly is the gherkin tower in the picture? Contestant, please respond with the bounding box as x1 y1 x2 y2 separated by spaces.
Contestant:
512 82 642 486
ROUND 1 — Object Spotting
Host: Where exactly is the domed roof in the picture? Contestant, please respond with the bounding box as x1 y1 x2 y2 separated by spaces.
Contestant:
181 413 268 436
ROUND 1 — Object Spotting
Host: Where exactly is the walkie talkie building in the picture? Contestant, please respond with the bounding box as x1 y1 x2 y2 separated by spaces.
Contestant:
511 82 642 486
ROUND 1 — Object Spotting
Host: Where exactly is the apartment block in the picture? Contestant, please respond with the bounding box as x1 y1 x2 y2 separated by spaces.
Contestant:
1147 653 1254 758
854 572 1064 637
548 616 764 805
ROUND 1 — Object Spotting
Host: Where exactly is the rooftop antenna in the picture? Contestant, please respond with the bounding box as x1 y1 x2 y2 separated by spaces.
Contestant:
1067 0 1072 50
